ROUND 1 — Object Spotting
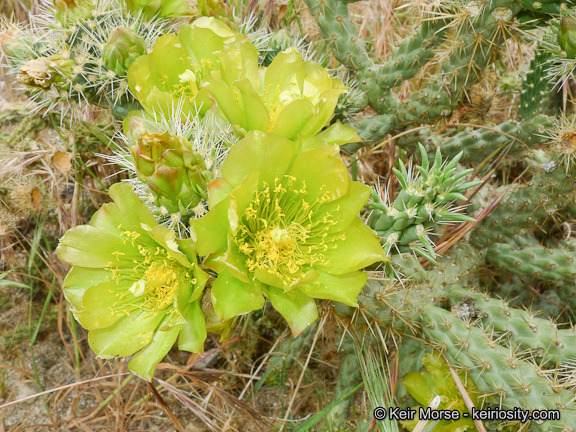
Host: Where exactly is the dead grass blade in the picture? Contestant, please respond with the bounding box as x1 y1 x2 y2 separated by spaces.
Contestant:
147 381 186 432
279 315 327 432
439 354 487 432
0 373 131 410
412 396 442 432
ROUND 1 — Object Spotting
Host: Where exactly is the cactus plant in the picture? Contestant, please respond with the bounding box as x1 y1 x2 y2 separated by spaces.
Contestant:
4 0 576 430
2 1 173 118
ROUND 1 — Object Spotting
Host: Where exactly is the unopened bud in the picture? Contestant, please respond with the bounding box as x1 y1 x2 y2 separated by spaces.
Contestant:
102 27 147 76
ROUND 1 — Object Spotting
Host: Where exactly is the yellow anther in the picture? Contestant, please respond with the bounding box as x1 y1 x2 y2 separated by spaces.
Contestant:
112 251 125 261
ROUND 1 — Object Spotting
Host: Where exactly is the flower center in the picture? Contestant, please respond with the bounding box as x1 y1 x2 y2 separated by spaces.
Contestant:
270 227 291 244
235 176 341 285
163 58 215 102
104 227 193 317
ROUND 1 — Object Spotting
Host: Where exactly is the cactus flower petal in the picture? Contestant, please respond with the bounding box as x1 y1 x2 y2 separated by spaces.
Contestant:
321 218 389 275
264 285 318 337
302 270 367 307
210 269 266 322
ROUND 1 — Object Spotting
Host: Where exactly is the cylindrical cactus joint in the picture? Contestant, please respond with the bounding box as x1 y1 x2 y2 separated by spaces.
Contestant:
102 27 147 77
558 17 576 59
130 132 211 215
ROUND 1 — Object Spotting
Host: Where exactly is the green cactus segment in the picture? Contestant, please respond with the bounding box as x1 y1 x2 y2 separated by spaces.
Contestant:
352 114 395 146
352 0 529 145
303 0 444 113
342 251 477 335
447 287 576 365
304 0 372 75
400 245 483 292
369 21 444 95
423 307 576 432
520 50 557 119
256 324 317 388
395 337 428 406
435 116 549 163
370 116 549 164
519 0 565 15
130 131 211 215
347 280 442 337
327 353 362 429
367 145 480 262
102 27 147 76
472 159 576 247
486 241 576 281
394 3 522 125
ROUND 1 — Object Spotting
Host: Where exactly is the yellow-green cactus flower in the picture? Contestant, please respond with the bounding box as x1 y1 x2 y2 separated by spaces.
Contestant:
401 351 479 431
204 47 348 140
127 17 258 118
190 131 386 335
56 183 209 381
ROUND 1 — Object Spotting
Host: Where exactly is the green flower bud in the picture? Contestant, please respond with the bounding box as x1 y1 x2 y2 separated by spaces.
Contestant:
16 55 75 90
130 132 211 214
123 0 192 19
558 17 576 59
102 27 147 76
